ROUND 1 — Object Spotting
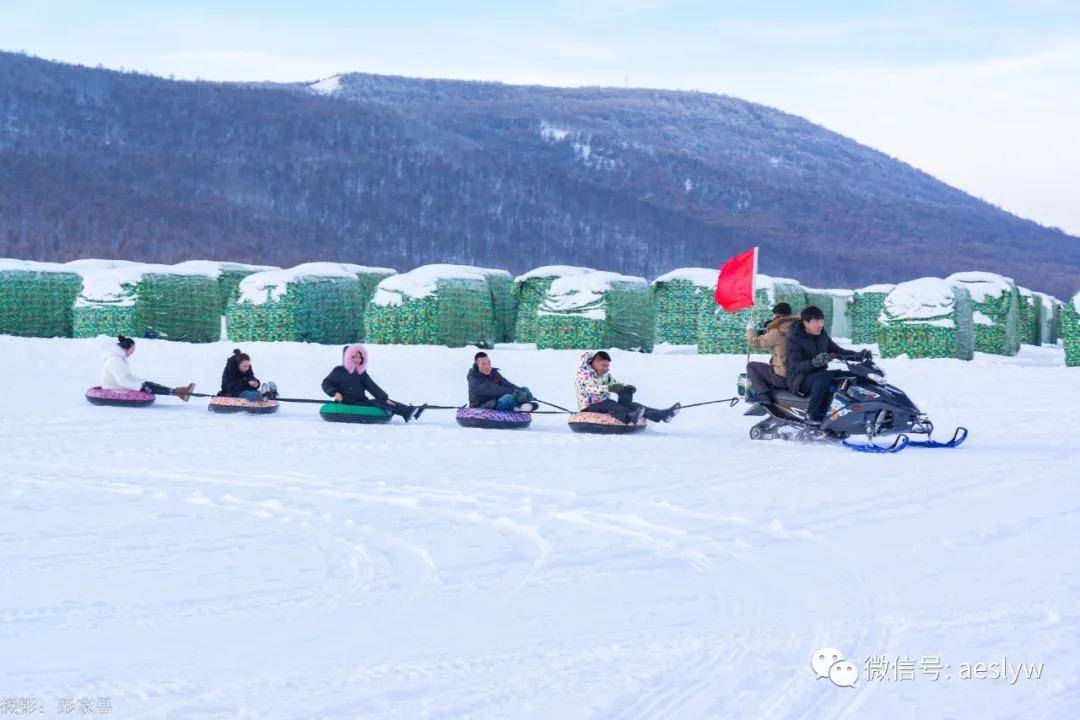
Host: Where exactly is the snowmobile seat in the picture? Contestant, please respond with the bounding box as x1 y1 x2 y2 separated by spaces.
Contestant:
773 390 810 409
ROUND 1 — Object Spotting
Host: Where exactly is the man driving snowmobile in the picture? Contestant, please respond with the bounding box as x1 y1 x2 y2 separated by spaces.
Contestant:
785 306 869 427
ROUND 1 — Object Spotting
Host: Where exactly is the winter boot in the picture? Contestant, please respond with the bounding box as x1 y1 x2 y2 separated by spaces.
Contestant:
392 403 418 422
515 401 539 413
627 406 646 425
258 381 278 400
661 402 681 423
172 383 195 402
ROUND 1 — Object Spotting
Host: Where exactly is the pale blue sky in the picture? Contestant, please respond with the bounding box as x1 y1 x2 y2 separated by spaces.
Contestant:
3 1 1079 234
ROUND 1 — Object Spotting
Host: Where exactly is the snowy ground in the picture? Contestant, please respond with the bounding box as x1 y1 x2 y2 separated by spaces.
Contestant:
1 336 1077 719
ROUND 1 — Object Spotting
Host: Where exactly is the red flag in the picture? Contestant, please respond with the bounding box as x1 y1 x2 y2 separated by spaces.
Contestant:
714 247 757 312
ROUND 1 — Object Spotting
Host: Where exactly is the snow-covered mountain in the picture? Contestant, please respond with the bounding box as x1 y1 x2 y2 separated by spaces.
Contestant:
1 51 1077 295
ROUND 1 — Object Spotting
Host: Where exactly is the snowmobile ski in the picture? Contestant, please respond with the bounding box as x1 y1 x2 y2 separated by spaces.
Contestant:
907 427 968 449
842 434 909 454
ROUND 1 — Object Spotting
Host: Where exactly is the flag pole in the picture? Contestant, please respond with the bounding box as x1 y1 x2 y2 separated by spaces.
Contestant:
745 247 759 365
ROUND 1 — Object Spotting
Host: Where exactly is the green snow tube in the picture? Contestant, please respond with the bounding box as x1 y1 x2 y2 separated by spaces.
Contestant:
319 403 393 424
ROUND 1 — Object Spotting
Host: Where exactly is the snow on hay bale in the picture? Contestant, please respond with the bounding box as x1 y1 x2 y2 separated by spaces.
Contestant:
72 262 221 342
877 278 974 360
0 259 83 338
171 260 279 314
1016 287 1040 346
652 268 716 345
946 272 1021 356
513 266 596 344
805 288 853 339
1063 291 1080 367
850 284 894 344
366 264 499 347
535 271 655 351
227 263 394 344
697 275 806 354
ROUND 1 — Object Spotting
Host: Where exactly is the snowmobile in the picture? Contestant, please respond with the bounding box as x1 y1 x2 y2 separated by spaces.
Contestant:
744 354 967 453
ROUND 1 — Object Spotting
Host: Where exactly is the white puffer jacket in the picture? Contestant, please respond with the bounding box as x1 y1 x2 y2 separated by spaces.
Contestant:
100 341 146 391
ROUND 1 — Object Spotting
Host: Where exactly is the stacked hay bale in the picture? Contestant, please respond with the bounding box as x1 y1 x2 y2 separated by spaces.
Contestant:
946 272 1021 356
697 275 806 354
513 266 596 344
805 288 854 338
478 268 517 342
652 268 716 345
0 259 83 338
171 261 280 314
226 263 376 344
1064 291 1080 367
850 284 895 345
366 264 497 347
535 272 655 351
1016 287 1041 346
877 278 974 360
72 263 221 342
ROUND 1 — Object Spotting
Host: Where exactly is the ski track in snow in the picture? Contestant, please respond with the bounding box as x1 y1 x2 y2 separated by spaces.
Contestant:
0 337 1077 718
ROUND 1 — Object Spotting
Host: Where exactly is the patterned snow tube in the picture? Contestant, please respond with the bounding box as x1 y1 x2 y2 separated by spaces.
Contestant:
85 386 156 407
568 411 648 435
455 407 533 430
319 403 393 424
208 396 280 415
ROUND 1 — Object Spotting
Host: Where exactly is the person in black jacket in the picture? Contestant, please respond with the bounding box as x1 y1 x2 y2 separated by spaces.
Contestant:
785 306 867 426
321 344 420 422
219 349 261 400
467 352 537 411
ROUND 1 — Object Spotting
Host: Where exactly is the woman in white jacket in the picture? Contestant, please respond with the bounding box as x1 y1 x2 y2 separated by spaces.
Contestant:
101 336 195 401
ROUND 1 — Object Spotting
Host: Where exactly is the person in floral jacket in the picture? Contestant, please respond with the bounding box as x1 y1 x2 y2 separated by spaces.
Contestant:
575 351 680 425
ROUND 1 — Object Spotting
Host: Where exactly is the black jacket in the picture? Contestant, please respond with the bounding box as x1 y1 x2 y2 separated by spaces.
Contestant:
322 366 389 405
219 357 258 397
785 322 853 392
467 365 520 408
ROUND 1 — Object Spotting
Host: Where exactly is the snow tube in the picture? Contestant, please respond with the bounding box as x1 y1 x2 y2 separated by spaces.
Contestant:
208 396 280 415
568 411 647 435
85 386 156 407
455 407 533 430
319 403 392 424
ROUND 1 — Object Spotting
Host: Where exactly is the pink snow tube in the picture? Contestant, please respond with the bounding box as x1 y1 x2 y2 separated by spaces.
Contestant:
85 386 156 407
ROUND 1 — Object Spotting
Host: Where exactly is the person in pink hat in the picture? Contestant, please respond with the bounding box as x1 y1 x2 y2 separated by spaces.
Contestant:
321 344 421 422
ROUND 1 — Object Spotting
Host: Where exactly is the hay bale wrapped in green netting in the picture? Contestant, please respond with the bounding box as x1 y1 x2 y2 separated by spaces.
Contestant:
652 268 716 345
226 263 386 344
850 284 895 344
946 272 1021 356
1016 287 1040 346
697 275 806 354
877 278 974 360
0 259 83 338
72 263 221 342
1063 293 1080 367
171 260 280 314
513 266 596 344
477 268 517 342
536 271 655 351
805 288 853 338
1036 294 1062 345
366 264 497 347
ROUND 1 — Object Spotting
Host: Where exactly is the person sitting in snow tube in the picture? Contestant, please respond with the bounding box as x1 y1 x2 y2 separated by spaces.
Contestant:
219 348 277 401
575 351 679 425
467 351 537 412
100 336 194 401
321 344 421 422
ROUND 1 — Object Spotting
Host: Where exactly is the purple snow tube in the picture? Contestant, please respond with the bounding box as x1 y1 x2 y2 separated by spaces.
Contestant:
455 407 533 429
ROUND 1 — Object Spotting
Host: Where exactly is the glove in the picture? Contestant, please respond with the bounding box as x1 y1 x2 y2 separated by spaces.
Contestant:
860 349 873 362
608 383 624 394
513 388 529 403
812 352 830 368
623 385 637 394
